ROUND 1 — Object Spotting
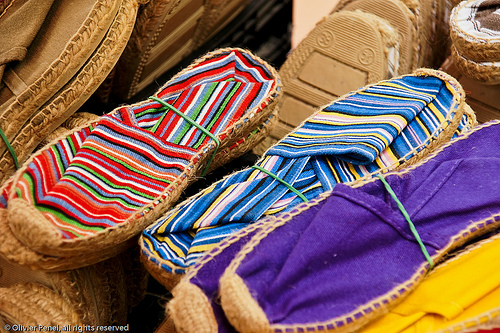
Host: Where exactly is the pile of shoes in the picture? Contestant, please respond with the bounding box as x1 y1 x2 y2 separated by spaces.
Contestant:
442 0 500 123
0 47 282 326
256 0 455 152
1 0 500 332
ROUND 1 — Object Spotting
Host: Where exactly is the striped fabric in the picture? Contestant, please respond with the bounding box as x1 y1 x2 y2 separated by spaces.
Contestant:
142 74 471 271
8 50 276 239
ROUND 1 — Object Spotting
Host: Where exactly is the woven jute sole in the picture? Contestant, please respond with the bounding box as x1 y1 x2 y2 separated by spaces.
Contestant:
0 0 141 184
0 245 147 326
0 283 82 327
5 48 282 266
440 55 500 123
451 44 500 85
37 112 101 148
254 10 399 152
334 0 418 74
113 0 194 100
450 0 500 63
0 108 278 272
113 0 251 101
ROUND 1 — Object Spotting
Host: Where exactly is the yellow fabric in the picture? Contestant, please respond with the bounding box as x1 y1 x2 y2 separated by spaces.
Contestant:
361 234 500 333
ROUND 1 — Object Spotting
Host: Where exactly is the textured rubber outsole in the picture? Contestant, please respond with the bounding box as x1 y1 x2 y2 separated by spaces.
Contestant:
255 10 399 151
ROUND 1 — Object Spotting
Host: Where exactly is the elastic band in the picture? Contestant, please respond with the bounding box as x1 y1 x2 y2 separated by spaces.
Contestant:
251 165 309 203
376 174 434 268
150 96 220 176
0 128 19 169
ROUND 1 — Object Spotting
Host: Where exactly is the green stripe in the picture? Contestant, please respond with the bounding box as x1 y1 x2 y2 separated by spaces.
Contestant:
136 107 166 119
68 133 79 156
50 145 66 179
36 205 104 232
68 163 156 201
173 82 219 145
62 173 145 209
83 145 174 183
193 81 241 149
149 97 220 176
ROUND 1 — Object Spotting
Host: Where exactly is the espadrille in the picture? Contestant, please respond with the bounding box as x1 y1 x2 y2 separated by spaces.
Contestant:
450 0 500 84
112 0 251 100
0 0 143 184
0 108 277 272
360 230 500 333
334 0 418 74
440 55 500 123
4 48 281 267
166 119 500 333
255 10 400 151
335 0 452 69
140 69 476 291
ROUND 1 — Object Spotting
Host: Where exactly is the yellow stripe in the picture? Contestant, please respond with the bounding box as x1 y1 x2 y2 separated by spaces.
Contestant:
327 157 342 183
428 102 446 123
315 112 408 122
379 81 436 98
444 81 458 97
357 91 424 102
156 236 187 258
289 131 392 148
193 183 239 229
385 146 399 163
347 163 362 179
143 237 155 253
264 205 286 215
416 116 431 137
277 140 382 151
188 243 218 254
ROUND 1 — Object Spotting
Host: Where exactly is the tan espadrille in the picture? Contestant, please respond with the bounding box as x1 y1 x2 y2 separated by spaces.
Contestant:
441 55 500 123
334 0 418 74
0 283 82 327
449 0 500 85
254 10 399 153
0 0 144 184
111 0 251 101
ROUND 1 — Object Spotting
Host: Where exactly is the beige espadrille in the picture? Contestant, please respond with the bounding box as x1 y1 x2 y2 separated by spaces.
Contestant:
112 0 251 101
254 10 399 153
0 0 144 184
449 0 500 85
441 55 500 123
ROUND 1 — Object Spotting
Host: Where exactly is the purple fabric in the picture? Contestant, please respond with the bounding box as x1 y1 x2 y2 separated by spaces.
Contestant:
227 121 500 327
188 225 263 332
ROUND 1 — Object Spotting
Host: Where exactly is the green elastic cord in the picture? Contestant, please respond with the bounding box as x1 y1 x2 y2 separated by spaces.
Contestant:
376 174 434 268
150 96 220 176
251 165 309 203
0 128 19 169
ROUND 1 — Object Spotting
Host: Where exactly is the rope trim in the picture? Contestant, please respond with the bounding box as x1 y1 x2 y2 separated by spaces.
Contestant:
376 173 434 268
0 127 19 169
251 165 309 203
150 96 220 176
